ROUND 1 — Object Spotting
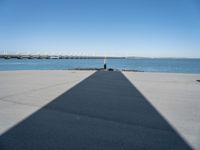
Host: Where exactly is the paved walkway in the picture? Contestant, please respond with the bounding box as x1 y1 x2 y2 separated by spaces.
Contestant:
0 71 192 150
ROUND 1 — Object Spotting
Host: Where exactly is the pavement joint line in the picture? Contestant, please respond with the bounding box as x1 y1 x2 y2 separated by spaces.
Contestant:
44 106 176 135
0 98 43 108
1 96 179 136
0 80 80 101
0 96 177 136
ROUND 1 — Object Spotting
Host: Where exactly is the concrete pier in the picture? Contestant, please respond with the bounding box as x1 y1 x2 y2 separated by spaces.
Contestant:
0 71 199 149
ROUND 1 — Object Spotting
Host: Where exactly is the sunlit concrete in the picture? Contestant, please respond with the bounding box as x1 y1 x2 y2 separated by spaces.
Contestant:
0 70 200 149
0 70 95 135
123 72 200 150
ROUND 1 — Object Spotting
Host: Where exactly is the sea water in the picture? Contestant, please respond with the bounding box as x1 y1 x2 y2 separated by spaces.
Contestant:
0 58 200 73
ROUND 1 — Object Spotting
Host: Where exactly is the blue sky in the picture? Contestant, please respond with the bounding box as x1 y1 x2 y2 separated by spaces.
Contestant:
0 0 200 57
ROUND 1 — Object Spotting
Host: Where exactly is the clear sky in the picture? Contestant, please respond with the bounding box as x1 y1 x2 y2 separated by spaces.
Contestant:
0 0 200 57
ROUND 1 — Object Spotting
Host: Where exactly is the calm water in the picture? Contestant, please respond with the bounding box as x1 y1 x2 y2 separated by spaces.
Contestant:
0 58 200 73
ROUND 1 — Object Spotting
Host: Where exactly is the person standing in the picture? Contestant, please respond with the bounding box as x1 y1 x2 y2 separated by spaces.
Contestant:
104 57 107 70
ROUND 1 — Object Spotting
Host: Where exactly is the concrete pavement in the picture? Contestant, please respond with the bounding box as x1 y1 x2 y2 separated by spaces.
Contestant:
0 70 199 149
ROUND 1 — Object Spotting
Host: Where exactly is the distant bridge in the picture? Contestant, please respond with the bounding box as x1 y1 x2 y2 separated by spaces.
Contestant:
0 54 125 59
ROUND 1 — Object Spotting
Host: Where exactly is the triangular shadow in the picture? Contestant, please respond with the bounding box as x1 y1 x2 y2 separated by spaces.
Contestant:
0 71 192 150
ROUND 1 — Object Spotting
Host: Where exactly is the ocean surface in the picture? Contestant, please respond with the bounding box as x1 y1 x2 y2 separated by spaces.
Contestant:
0 58 200 73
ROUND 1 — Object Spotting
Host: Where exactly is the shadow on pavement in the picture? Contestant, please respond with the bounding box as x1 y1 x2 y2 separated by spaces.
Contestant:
0 71 192 150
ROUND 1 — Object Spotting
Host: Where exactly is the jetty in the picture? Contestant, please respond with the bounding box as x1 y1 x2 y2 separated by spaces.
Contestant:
0 70 200 150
